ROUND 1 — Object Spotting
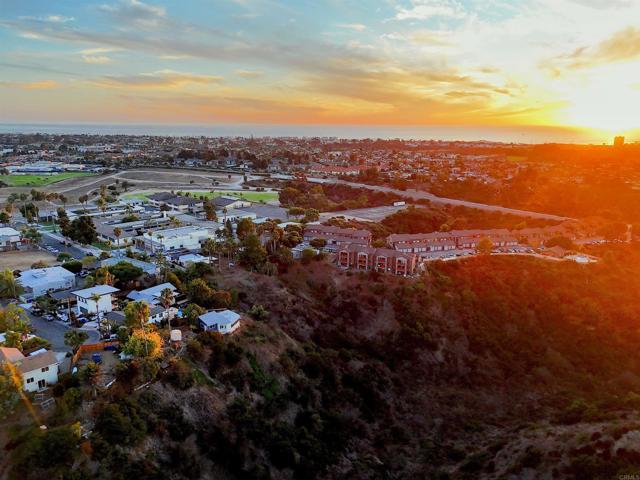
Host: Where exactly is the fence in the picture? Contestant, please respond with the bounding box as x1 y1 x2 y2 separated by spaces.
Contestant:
71 341 119 366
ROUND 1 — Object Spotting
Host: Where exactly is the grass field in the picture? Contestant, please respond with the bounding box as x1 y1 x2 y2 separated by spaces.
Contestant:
1 172 96 187
124 189 279 203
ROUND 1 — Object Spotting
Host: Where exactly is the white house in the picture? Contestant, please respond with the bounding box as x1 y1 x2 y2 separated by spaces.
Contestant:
148 305 170 324
0 227 21 251
138 226 214 252
19 266 76 299
127 282 177 306
72 285 120 317
177 253 210 266
0 347 59 392
198 309 241 334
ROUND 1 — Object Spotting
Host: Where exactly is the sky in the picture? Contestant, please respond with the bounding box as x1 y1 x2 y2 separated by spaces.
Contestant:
0 0 639 142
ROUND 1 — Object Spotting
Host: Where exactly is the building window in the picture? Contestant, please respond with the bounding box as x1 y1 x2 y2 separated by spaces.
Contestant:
41 366 49 372
26 377 34 383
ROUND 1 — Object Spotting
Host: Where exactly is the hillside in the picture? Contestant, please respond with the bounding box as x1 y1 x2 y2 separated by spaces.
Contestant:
7 246 640 479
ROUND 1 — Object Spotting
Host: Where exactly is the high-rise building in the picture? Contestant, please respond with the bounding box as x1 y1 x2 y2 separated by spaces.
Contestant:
614 136 625 146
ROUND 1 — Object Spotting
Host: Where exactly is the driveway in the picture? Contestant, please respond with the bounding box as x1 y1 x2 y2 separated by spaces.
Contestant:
29 314 100 352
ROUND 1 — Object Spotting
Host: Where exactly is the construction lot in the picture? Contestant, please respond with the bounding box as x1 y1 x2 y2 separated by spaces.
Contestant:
0 250 57 270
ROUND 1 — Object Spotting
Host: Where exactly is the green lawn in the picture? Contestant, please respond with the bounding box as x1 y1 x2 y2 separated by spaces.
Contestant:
1 172 96 187
124 189 279 203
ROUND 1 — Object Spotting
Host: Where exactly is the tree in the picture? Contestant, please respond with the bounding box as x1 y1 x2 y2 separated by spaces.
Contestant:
236 218 255 241
95 267 115 286
182 303 205 327
477 237 493 255
238 234 267 271
159 287 174 309
203 201 217 221
21 227 41 246
0 366 21 419
4 331 22 349
303 208 320 222
0 270 23 299
67 216 97 244
108 261 143 284
123 328 162 358
0 304 29 332
64 329 88 352
309 238 327 249
113 227 122 249
124 301 150 330
201 238 217 265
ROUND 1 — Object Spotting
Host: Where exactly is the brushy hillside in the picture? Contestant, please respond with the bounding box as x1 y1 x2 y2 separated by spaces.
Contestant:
7 245 640 479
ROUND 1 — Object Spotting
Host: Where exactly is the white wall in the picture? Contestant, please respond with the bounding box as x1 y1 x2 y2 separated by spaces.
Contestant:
23 364 59 392
76 294 113 316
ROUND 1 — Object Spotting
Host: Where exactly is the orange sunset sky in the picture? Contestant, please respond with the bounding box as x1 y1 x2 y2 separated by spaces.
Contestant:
1 0 639 142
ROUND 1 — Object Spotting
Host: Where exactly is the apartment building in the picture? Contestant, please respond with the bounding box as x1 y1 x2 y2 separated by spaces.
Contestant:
303 224 372 251
337 244 418 276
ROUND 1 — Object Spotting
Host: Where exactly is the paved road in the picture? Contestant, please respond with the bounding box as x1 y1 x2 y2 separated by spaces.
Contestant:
39 232 89 260
29 314 100 352
275 174 572 221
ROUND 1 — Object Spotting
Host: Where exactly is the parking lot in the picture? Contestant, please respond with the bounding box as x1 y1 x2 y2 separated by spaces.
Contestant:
28 313 100 352
320 204 408 222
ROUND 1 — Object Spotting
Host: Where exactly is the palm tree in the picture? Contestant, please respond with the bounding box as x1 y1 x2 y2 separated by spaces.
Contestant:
159 288 174 309
202 238 216 265
113 227 122 251
0 269 23 299
90 292 105 335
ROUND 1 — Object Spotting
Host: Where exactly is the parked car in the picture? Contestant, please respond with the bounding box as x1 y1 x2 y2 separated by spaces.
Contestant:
91 353 102 364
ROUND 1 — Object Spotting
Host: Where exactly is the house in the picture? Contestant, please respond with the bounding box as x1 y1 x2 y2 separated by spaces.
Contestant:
99 256 158 275
212 195 251 210
148 193 204 213
0 347 59 392
0 227 21 251
19 266 76 299
148 305 169 324
127 282 177 306
137 226 214 252
177 253 209 266
199 309 241 334
303 224 372 251
337 244 419 276
72 285 120 317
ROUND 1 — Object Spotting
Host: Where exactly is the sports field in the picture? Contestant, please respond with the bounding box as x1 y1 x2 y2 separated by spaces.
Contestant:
124 189 279 202
1 172 96 187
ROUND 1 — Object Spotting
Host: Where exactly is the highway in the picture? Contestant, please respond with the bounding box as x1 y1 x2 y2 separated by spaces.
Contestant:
274 174 572 222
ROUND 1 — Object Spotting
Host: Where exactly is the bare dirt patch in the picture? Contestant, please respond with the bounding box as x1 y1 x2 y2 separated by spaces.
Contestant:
0 250 57 270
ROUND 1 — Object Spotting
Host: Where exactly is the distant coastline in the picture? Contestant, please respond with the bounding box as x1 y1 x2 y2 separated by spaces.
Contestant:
0 123 613 144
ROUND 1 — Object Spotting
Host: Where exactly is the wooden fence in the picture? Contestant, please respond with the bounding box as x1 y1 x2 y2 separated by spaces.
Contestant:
71 341 119 366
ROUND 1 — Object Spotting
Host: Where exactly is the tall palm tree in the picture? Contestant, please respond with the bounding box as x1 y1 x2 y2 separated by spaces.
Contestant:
90 292 105 335
159 288 174 315
201 238 216 265
113 227 122 251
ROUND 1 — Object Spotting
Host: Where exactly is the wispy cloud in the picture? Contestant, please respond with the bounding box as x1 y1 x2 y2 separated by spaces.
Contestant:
336 23 367 31
236 69 264 79
92 70 223 88
394 0 466 21
0 80 58 90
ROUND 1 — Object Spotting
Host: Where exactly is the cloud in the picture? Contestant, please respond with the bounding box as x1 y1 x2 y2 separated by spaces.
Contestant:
99 0 166 28
336 23 367 31
0 80 58 90
236 69 264 78
395 0 466 21
548 26 640 69
92 70 223 88
18 14 74 23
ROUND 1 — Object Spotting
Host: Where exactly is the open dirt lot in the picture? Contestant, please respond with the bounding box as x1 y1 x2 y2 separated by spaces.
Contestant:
0 250 57 270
